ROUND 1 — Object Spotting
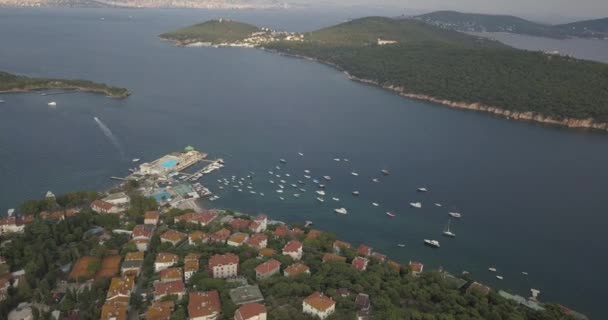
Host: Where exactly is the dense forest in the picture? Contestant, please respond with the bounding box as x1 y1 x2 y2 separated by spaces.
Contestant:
0 71 130 98
160 19 261 44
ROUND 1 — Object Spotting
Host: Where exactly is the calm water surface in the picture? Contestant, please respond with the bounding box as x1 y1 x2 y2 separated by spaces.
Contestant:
0 8 607 319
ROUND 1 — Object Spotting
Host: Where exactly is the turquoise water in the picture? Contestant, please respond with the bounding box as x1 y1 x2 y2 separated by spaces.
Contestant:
161 159 178 169
0 8 607 318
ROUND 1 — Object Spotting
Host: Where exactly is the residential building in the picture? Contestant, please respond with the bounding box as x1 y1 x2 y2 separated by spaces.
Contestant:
175 210 218 227
210 228 231 243
131 238 150 252
146 301 174 320
355 293 371 320
102 192 130 206
282 240 303 260
466 282 491 296
188 290 221 320
255 259 280 280
258 248 275 258
0 215 26 235
302 292 336 319
247 233 267 250
305 229 322 241
408 261 424 277
322 253 346 263
289 227 304 238
230 218 251 230
105 276 135 305
229 285 264 305
252 214 268 232
155 253 179 272
160 229 187 245
144 211 160 225
184 253 201 282
125 251 144 261
227 232 249 247
100 303 128 320
234 303 267 320
352 257 369 272
159 268 183 283
120 259 143 277
273 225 289 238
388 260 401 272
209 253 239 278
154 280 186 301
91 199 121 214
357 245 372 257
284 263 310 277
131 224 154 240
332 240 351 254
371 252 386 262
189 231 209 245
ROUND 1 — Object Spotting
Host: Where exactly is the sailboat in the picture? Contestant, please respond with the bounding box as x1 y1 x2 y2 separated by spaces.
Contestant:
442 219 456 238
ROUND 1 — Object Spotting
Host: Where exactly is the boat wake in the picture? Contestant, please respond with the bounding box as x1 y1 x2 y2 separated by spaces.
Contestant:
93 116 126 159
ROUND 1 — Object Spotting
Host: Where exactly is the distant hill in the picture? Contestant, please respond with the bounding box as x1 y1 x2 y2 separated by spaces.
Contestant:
416 10 608 39
160 19 261 45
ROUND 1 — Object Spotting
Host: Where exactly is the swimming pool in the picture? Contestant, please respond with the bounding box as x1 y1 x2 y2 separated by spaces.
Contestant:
161 159 178 169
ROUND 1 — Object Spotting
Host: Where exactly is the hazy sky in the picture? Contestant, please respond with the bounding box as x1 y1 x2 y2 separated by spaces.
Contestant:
308 0 608 21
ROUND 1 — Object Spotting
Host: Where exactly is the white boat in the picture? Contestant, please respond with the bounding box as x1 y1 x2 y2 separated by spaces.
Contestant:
280 180 286 184
275 174 281 178
0 99 4 103
275 165 280 170
313 179 319 184
238 189 243 192
291 184 297 188
268 171 273 174
334 208 348 214
488 267 497 272
48 101 57 106
424 239 440 248
323 176 332 181
434 203 442 207
496 275 504 280
279 158 287 163
351 172 359 176
299 188 306 192
333 158 341 162
293 194 300 197
285 173 291 177
448 212 462 218
318 184 325 189
386 212 396 217
522 272 529 275
372 178 379 183
304 175 311 179
397 243 406 247
332 197 340 201
316 190 326 196
316 197 325 202
298 152 304 156
381 169 389 175
304 169 310 173
269 180 274 184
442 219 456 238
352 191 360 196
343 158 349 162
259 193 264 196
279 197 284 200
298 180 304 184
372 202 379 207
276 189 284 193
132 158 140 162
249 191 256 194
305 220 313 227
417 187 428 192
278 185 284 189
409 202 422 208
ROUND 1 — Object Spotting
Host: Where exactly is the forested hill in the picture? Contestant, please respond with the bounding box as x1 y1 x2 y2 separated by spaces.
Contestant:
160 19 261 45
416 10 608 39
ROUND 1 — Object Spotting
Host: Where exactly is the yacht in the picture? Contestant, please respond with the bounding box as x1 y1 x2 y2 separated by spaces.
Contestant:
351 172 359 176
293 194 300 197
448 212 462 218
269 180 274 184
318 184 325 189
381 169 389 175
409 202 422 208
132 158 140 162
372 178 379 183
334 208 348 214
434 203 442 207
298 152 304 156
333 158 341 162
488 267 497 272
268 171 273 175
304 169 311 173
343 158 349 162
424 239 440 248
332 197 340 201
48 101 57 106
496 276 504 280
280 158 287 163
442 219 456 238
372 202 379 207
291 184 297 188
259 193 265 196
298 180 304 184
417 187 428 192
280 180 286 184
285 174 291 177
304 175 311 179
313 179 319 184
316 190 326 196
276 189 284 193
386 212 396 217
323 176 332 181
299 188 306 192
316 197 325 202
352 191 360 196
278 185 284 189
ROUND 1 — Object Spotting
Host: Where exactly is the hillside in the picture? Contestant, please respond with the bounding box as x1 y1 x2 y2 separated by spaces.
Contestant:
555 17 608 38
416 10 565 38
160 19 261 45
0 71 129 98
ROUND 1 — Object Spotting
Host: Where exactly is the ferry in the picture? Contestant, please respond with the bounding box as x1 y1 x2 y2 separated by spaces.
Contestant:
351 172 359 176
316 190 326 196
386 212 396 217
334 208 348 214
352 191 360 196
448 212 462 218
409 202 422 208
424 239 440 248
417 187 428 192
316 197 325 202
372 202 379 207
381 169 389 175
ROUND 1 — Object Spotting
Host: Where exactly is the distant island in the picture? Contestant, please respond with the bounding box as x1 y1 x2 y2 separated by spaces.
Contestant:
415 11 608 39
0 71 130 98
161 17 608 131
0 0 287 9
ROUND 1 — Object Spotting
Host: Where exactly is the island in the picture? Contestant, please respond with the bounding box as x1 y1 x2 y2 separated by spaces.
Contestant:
0 71 130 98
416 11 608 39
161 17 608 131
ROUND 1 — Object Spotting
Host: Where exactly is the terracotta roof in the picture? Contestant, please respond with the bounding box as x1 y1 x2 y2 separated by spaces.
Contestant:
273 225 289 238
247 233 267 248
303 292 335 312
235 303 266 320
352 257 369 271
282 240 302 253
333 240 351 250
467 282 491 295
96 255 122 280
228 232 249 244
155 252 178 264
132 224 154 239
248 221 261 231
161 229 186 243
175 210 218 225
144 211 160 220
305 229 322 241
188 290 221 319
210 228 231 242
159 268 183 282
184 259 199 273
258 248 275 257
185 253 201 262
125 251 144 261
388 260 401 272
106 276 135 302
208 253 239 268
255 259 281 275
371 252 386 262
101 303 127 320
230 218 252 230
284 263 310 277
409 261 424 273
189 231 208 243
323 253 346 263
154 280 185 296
290 227 305 238
91 199 115 212
146 301 174 320
357 244 373 256
255 214 267 221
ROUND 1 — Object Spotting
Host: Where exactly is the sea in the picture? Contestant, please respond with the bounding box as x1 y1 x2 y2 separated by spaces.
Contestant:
1 8 607 319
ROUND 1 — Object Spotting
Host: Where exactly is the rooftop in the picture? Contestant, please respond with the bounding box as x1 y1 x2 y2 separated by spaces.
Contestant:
235 303 267 320
255 259 281 275
284 263 310 276
304 291 336 312
229 285 264 305
154 280 185 296
209 253 239 268
283 240 302 253
188 290 221 319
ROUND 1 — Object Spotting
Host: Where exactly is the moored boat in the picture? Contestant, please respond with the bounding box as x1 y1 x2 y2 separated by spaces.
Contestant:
381 169 389 175
352 191 360 196
417 187 428 192
424 239 440 248
409 202 422 208
386 212 396 217
334 208 348 214
448 212 462 218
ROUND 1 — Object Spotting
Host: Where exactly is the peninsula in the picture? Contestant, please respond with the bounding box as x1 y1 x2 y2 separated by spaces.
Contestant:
161 17 608 131
0 71 130 98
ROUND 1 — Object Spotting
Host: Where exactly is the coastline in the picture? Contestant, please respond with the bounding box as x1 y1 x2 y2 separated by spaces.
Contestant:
0 86 130 98
262 48 608 132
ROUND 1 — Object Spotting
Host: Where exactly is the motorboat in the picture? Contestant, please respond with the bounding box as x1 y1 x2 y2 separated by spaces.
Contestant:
386 212 396 217
334 208 348 214
381 169 389 175
409 202 422 208
424 239 440 248
316 190 326 196
417 187 428 192
316 197 325 202
372 202 379 207
448 212 462 218
323 176 332 181
351 172 359 176
352 191 360 196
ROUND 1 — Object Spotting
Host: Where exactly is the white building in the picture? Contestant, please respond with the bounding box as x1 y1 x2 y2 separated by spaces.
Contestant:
208 254 239 279
302 292 336 319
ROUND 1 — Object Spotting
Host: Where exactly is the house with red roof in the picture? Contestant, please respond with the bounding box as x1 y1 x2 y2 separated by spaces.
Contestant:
408 261 424 277
227 232 249 247
208 253 239 279
154 280 185 301
144 211 160 225
189 231 209 245
132 224 154 240
159 268 183 283
305 229 322 241
357 245 373 257
160 229 187 246
371 252 386 262
255 259 281 280
282 240 303 260
333 240 352 254
230 218 252 230
284 263 310 277
273 225 289 238
247 233 268 250
322 253 346 263
352 257 369 272
302 292 336 319
234 303 267 320
91 200 121 214
154 253 179 272
210 228 231 243
188 290 221 320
